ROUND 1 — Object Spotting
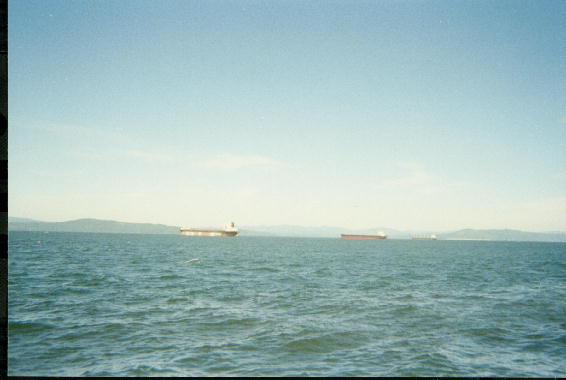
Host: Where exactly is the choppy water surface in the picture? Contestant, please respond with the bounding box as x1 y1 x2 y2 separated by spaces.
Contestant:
8 231 566 376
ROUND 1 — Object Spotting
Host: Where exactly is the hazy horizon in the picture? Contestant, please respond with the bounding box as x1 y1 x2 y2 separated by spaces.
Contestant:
8 214 566 234
9 0 566 232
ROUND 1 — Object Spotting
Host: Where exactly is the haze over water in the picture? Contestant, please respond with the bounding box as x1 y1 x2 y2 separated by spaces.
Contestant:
9 231 566 376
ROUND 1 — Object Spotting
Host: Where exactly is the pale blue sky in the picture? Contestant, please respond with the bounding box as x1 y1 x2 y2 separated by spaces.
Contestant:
8 0 566 231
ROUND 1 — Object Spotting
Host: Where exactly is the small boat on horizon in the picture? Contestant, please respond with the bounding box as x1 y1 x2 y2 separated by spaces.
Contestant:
411 234 437 240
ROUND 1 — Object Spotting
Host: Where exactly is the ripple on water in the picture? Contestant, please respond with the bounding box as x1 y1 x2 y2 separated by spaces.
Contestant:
280 331 369 355
9 321 57 334
8 233 566 377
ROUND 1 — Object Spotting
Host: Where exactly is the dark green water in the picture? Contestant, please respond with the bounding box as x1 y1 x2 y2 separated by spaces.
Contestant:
8 231 566 376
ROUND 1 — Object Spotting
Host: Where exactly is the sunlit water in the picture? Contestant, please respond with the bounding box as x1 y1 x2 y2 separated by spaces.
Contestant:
8 231 566 376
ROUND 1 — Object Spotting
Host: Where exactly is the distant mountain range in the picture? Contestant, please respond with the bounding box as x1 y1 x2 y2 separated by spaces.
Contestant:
241 225 406 238
243 225 566 242
8 217 566 242
8 217 179 235
439 228 566 242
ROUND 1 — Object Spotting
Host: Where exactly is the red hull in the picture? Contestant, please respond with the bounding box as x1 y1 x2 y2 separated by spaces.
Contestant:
341 234 387 240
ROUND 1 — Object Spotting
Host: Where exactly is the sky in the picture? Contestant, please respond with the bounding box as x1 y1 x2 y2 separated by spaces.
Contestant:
8 0 566 231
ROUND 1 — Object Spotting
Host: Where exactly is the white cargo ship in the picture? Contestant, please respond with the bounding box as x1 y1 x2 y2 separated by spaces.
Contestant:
180 222 239 237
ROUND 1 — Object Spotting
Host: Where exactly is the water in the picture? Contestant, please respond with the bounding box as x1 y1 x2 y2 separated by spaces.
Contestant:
8 231 566 376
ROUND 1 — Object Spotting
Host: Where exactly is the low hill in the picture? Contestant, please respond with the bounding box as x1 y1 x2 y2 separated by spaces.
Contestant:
8 218 278 236
8 217 41 223
8 218 180 235
242 225 407 238
441 228 566 242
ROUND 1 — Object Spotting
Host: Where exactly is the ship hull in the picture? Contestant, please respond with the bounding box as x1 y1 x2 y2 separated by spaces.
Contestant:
341 234 387 240
180 229 238 237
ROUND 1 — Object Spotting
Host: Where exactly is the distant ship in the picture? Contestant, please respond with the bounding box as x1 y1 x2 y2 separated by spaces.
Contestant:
341 231 387 240
411 234 437 240
180 222 239 237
